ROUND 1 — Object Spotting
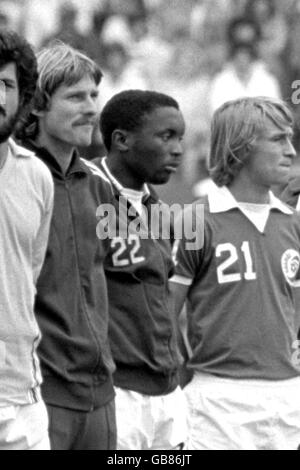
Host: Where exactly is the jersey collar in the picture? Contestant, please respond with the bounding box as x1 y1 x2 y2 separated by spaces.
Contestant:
208 183 293 215
101 157 150 198
9 138 34 159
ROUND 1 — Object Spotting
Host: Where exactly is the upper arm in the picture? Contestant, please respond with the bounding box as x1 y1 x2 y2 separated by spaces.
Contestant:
32 172 54 283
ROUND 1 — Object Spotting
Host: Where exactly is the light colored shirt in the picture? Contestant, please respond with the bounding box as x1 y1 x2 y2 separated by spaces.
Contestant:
0 139 54 406
210 62 281 112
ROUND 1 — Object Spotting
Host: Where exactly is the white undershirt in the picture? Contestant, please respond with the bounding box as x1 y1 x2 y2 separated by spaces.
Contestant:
121 187 144 216
102 158 149 221
238 202 271 233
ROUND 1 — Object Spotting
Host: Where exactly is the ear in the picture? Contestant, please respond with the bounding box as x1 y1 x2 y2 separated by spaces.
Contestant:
32 108 46 118
243 141 253 158
239 142 253 167
111 129 130 151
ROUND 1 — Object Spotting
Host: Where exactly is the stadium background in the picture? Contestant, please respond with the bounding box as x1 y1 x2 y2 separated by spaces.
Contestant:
1 0 300 204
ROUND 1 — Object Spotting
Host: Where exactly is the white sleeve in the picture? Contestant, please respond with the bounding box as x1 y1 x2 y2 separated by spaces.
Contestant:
32 171 54 284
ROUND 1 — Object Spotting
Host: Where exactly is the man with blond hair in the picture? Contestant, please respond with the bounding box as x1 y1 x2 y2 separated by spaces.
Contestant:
0 30 53 450
170 96 300 450
17 41 116 450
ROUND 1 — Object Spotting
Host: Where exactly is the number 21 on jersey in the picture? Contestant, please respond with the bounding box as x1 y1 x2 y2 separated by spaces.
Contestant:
216 241 257 284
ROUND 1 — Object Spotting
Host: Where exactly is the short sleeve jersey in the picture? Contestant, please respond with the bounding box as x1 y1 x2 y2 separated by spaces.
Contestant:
171 185 300 380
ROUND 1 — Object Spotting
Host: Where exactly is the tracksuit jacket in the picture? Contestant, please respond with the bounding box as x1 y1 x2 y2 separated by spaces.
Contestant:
22 141 115 411
92 157 181 396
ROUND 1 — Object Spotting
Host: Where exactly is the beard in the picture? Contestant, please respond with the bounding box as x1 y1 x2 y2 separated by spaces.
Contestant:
0 109 20 144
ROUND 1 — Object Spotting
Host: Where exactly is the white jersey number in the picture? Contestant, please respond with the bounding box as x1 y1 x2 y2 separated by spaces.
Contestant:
112 235 146 267
216 242 257 284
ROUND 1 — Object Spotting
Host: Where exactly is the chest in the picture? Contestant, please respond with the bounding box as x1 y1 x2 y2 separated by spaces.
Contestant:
103 202 174 283
202 212 300 288
0 172 43 250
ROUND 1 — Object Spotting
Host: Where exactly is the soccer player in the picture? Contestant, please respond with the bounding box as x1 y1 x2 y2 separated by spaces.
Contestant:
16 42 116 451
170 96 300 450
91 90 188 450
0 31 54 450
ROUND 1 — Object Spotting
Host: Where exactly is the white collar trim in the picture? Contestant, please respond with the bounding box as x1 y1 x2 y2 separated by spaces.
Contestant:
208 184 292 215
102 157 150 197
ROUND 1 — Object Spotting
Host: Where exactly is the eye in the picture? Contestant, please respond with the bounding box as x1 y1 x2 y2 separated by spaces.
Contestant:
161 133 171 142
2 81 16 89
68 94 81 101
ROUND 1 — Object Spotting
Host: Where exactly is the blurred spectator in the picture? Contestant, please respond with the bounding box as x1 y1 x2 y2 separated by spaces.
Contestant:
42 2 88 51
210 42 281 112
191 0 232 43
155 30 211 183
227 16 261 47
22 0 60 48
85 40 149 161
190 0 231 75
0 11 9 30
281 0 300 151
282 0 300 86
98 41 148 108
227 0 249 19
0 0 22 32
101 0 147 26
244 0 288 77
100 15 133 48
19 0 297 185
130 9 174 88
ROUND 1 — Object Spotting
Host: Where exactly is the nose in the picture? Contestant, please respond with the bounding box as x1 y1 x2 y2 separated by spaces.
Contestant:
171 138 184 158
82 95 98 116
285 139 297 159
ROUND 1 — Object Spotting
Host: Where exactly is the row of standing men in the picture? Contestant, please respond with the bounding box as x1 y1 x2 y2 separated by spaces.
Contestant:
1 30 300 450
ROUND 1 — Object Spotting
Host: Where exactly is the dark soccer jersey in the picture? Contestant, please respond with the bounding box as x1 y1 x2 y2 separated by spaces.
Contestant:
172 186 300 380
90 157 180 396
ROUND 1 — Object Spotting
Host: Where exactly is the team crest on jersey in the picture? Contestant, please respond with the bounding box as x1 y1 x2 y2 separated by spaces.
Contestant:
281 249 300 287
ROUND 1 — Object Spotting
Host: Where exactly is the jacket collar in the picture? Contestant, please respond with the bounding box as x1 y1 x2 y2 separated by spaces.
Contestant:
20 139 89 177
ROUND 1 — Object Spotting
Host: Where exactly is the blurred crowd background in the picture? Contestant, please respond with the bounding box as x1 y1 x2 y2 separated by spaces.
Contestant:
1 0 300 202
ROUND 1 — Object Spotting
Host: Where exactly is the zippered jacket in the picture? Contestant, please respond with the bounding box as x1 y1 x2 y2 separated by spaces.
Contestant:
22 141 116 411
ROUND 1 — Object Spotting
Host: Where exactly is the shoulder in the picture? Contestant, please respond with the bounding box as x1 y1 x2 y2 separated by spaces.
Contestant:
80 157 115 203
81 157 111 185
10 140 53 190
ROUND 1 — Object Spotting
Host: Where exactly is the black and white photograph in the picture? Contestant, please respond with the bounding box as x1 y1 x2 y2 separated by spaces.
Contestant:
1 0 300 454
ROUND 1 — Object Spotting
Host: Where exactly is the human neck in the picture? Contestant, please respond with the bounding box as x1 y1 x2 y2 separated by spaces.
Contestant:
36 133 75 175
0 141 9 168
228 176 270 205
105 155 144 191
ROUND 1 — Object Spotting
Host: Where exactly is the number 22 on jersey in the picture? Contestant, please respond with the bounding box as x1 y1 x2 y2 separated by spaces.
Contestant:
111 235 146 267
216 241 257 284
